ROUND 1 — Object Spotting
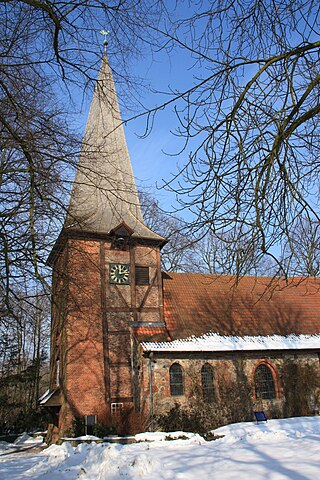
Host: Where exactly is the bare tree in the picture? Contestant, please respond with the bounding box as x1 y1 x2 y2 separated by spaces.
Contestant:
281 217 320 276
0 4 170 426
140 191 273 274
0 0 168 311
140 1 320 277
0 67 75 311
0 288 50 432
140 190 197 272
187 230 275 276
2 0 319 313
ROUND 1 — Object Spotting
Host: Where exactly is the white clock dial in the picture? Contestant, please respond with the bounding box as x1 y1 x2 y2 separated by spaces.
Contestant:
110 264 130 284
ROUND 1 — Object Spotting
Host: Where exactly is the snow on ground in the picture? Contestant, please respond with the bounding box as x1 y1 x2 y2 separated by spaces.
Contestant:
0 433 44 455
134 431 203 442
62 435 101 442
0 417 320 479
13 433 45 447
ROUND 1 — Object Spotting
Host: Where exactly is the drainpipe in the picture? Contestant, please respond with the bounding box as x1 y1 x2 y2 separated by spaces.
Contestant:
148 352 154 431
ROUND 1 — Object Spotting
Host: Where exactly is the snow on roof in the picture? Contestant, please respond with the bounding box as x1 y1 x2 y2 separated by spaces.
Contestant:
38 388 59 405
141 333 320 353
38 389 52 405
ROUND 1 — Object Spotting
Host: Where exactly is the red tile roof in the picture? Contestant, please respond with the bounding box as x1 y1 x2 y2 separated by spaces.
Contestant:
133 325 171 342
134 273 320 342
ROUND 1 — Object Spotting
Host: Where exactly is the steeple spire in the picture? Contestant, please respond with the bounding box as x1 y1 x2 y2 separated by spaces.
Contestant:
64 56 164 242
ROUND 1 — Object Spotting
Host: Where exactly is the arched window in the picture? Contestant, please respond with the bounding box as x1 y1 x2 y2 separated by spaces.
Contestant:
254 363 276 400
201 363 215 403
170 363 184 396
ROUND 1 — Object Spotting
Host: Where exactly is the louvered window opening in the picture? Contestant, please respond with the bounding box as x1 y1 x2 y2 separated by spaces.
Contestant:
170 363 184 396
85 415 97 435
135 266 150 285
201 364 215 403
254 364 276 400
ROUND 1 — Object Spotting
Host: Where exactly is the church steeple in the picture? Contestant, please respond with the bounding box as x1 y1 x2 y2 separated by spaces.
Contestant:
45 53 167 444
64 56 164 242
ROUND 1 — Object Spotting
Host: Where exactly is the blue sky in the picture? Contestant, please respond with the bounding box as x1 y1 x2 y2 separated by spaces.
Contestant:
74 44 195 213
70 0 320 245
116 38 204 213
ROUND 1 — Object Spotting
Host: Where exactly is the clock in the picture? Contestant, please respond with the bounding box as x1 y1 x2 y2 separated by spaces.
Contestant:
109 263 130 285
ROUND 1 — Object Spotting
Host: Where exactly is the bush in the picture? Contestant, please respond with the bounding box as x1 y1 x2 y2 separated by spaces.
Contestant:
155 403 208 435
92 422 117 438
66 416 85 438
282 361 320 417
0 407 50 435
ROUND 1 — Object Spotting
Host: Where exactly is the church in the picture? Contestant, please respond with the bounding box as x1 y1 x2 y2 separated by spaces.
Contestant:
40 55 320 443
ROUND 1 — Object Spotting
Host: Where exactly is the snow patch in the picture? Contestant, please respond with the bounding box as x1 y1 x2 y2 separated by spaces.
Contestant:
135 431 205 443
0 441 9 452
82 444 163 479
1 417 320 480
14 433 44 445
62 435 100 441
212 415 320 443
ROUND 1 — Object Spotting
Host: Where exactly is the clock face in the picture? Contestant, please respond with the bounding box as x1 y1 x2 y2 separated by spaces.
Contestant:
109 263 130 285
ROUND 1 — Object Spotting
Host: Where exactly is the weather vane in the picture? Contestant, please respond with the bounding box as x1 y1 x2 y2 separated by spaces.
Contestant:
100 30 110 55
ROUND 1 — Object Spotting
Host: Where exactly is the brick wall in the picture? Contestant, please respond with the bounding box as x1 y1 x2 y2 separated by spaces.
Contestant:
50 235 163 437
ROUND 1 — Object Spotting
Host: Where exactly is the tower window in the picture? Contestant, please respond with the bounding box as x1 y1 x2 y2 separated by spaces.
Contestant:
135 266 150 285
254 363 276 400
170 363 184 396
201 363 215 403
111 402 124 415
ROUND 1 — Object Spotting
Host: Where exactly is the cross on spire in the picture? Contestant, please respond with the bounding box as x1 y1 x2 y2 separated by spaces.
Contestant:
100 29 110 55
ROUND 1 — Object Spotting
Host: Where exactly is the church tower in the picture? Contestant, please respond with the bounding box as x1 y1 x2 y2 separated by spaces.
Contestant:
44 56 166 441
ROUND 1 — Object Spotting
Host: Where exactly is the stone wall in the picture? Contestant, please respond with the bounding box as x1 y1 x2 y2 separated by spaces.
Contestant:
140 351 320 430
